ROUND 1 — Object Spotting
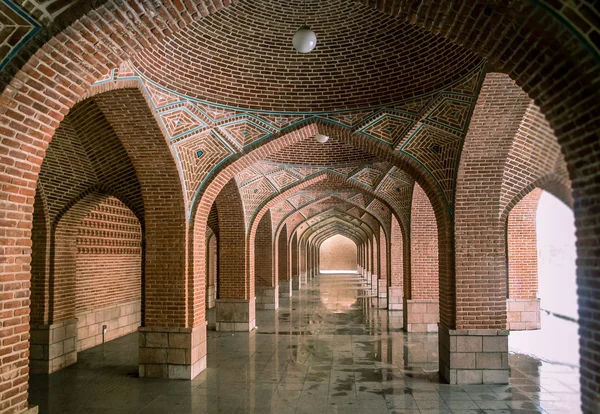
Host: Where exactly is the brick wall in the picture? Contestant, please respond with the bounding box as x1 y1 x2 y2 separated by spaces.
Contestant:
320 235 357 271
75 197 141 312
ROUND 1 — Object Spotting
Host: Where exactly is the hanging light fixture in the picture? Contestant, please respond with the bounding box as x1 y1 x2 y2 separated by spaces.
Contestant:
314 133 329 143
293 0 316 53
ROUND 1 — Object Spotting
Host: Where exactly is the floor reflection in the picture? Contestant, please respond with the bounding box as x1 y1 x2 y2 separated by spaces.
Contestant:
29 273 581 413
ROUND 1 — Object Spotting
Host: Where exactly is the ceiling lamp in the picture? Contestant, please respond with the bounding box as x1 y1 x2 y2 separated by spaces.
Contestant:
293 0 316 53
293 25 317 53
314 133 329 143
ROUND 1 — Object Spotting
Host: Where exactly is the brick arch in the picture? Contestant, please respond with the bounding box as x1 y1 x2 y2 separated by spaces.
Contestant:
278 197 383 245
249 173 393 266
0 0 599 410
314 229 363 249
307 220 367 248
501 173 574 222
302 215 371 246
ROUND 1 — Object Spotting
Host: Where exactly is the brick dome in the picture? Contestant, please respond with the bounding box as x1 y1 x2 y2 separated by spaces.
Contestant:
133 0 482 112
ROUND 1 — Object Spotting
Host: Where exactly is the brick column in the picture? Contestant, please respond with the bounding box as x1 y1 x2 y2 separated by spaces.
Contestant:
214 180 255 332
291 234 300 290
255 212 278 310
278 225 292 298
388 215 404 311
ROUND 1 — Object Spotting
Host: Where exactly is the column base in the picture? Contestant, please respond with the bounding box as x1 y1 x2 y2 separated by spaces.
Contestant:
206 285 216 309
370 274 378 293
29 319 78 374
439 326 509 385
215 298 256 331
279 279 292 298
507 298 540 330
292 274 300 290
256 286 279 310
138 324 207 380
404 299 439 333
300 271 307 285
388 287 403 311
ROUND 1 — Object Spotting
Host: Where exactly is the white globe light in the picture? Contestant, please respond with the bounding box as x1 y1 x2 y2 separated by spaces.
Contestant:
314 133 329 143
293 25 317 53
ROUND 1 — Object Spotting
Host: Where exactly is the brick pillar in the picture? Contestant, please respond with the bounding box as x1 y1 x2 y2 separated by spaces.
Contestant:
378 227 389 308
214 180 255 332
440 74 530 385
388 215 404 311
299 239 308 285
507 189 542 330
291 233 300 290
405 184 439 332
205 231 217 310
278 225 292 298
255 212 278 310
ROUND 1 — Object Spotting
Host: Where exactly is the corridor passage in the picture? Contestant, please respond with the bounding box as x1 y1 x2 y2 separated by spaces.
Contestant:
29 274 580 413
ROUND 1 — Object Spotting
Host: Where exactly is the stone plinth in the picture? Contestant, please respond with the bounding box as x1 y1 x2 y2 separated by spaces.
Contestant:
279 279 292 298
388 287 403 311
439 326 509 385
256 286 279 310
30 319 78 374
215 298 256 331
404 299 439 332
507 298 540 330
139 324 207 379
206 285 217 309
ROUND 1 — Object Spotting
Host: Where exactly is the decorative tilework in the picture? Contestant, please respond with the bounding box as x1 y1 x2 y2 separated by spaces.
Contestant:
116 61 136 78
451 69 481 95
237 166 262 187
219 119 272 148
326 111 372 128
288 193 316 209
240 177 277 224
145 80 181 108
349 193 367 207
160 105 207 140
426 98 472 132
401 125 463 205
394 96 434 115
329 166 358 177
291 166 325 177
376 170 414 222
0 0 40 71
258 114 306 129
270 200 296 229
267 169 301 189
360 113 413 146
351 168 383 189
174 131 235 207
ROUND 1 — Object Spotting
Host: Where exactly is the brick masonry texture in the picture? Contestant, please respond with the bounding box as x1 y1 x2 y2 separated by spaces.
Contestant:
1 0 599 412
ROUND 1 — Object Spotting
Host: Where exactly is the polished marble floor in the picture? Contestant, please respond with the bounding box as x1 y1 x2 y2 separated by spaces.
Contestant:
29 273 581 413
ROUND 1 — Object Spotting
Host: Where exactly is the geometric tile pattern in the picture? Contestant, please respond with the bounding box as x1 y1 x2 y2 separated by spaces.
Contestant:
351 168 383 189
367 198 391 226
174 131 235 205
0 0 40 71
160 105 207 139
376 170 414 223
402 125 463 205
93 60 485 215
360 113 413 146
270 200 296 232
219 119 272 149
240 177 277 225
426 98 472 132
145 81 180 108
288 193 316 209
267 169 301 189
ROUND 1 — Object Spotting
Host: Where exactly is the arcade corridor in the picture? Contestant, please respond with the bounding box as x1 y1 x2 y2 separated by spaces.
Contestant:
29 274 580 413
